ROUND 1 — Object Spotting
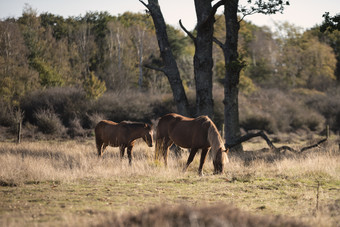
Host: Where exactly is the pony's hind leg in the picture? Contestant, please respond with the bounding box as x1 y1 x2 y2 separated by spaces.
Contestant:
184 148 198 172
127 145 133 165
96 138 103 157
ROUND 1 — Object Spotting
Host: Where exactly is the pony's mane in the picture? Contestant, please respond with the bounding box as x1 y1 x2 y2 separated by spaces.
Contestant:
206 118 225 158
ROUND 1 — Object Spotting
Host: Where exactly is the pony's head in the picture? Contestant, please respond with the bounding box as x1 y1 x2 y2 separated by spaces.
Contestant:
213 147 229 174
142 124 153 147
206 119 229 174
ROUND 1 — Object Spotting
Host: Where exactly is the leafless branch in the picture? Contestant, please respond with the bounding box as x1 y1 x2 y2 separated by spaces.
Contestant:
300 138 328 152
213 37 224 49
143 64 166 74
179 19 196 42
198 0 225 29
211 0 226 15
139 0 149 9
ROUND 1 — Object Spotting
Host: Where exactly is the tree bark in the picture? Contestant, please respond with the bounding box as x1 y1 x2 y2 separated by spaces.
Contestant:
140 0 190 116
223 0 243 150
192 0 214 118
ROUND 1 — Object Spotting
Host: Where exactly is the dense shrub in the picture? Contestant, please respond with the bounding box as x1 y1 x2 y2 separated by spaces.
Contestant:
0 102 14 127
303 87 340 132
20 87 88 127
241 114 277 133
1 85 334 140
85 112 106 129
34 109 66 135
90 90 173 124
67 117 87 138
239 88 326 134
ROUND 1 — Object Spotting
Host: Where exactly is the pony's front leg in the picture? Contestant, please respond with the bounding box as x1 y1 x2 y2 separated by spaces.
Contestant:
184 148 198 172
97 144 103 157
162 140 173 167
198 148 209 176
127 145 133 165
120 145 126 160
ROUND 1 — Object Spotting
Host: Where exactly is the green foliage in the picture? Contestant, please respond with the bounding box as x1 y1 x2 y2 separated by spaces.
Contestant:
31 58 64 87
215 60 256 95
83 72 107 100
320 12 340 33
117 12 154 31
166 25 191 59
239 72 257 95
40 13 68 40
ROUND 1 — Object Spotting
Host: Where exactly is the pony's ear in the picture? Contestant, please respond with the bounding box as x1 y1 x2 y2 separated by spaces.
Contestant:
224 148 229 154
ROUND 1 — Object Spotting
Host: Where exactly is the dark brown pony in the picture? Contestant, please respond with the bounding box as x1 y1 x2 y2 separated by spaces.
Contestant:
155 113 229 175
95 120 153 164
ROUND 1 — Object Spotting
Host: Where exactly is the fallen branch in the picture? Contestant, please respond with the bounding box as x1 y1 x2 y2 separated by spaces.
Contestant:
300 138 328 152
226 130 327 153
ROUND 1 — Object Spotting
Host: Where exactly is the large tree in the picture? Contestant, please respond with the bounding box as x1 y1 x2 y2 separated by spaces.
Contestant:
180 0 226 118
139 0 190 116
213 0 289 148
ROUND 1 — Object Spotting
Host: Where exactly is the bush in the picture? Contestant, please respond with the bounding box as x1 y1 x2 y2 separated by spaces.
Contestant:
85 112 106 129
241 114 277 134
21 87 88 127
239 88 326 134
67 117 87 138
34 109 66 135
90 90 170 124
304 87 340 132
83 72 106 100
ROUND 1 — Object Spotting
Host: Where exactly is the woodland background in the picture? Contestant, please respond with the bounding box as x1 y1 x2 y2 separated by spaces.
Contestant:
1 5 340 140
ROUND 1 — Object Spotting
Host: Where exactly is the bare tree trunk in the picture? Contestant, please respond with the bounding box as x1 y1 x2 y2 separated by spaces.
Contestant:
223 0 243 150
116 30 122 70
192 0 214 118
140 0 190 116
137 28 145 89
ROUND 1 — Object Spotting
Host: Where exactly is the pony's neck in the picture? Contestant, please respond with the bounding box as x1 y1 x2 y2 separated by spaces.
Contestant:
129 125 147 141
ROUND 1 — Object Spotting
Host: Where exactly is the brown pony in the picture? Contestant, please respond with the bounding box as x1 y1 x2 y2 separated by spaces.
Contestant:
155 113 229 175
95 120 153 164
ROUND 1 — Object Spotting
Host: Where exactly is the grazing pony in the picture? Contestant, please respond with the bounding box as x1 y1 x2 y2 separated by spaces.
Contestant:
95 120 153 164
155 113 229 175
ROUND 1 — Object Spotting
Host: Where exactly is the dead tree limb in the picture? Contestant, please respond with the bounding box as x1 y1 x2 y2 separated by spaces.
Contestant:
179 20 196 42
300 138 328 152
226 130 328 153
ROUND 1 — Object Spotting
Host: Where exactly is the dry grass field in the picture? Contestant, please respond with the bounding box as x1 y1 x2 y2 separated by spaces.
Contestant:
0 137 339 226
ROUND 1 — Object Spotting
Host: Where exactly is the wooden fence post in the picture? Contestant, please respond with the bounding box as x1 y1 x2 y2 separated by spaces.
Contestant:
17 121 22 144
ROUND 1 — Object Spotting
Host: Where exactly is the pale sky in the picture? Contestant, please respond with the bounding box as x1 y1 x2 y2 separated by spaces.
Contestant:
0 0 339 31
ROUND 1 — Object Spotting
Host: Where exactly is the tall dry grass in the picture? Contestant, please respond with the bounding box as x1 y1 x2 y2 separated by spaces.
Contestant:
0 140 187 186
1 139 339 185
